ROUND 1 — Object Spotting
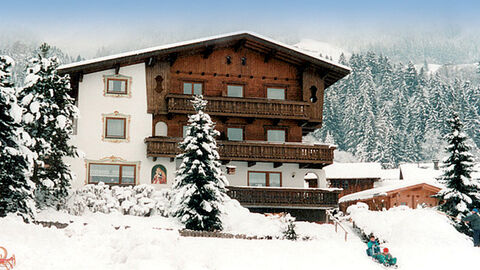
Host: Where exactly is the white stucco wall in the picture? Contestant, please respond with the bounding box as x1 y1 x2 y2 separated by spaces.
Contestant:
68 63 175 189
222 161 327 188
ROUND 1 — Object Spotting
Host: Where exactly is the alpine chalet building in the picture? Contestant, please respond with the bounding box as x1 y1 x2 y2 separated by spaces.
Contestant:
58 32 350 221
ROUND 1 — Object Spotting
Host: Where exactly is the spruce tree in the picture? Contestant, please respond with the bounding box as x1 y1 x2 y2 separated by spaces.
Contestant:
170 95 229 231
436 112 480 234
0 55 36 220
18 43 78 208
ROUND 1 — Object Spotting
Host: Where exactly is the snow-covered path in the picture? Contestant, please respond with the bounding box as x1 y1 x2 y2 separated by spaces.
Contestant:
1 213 382 270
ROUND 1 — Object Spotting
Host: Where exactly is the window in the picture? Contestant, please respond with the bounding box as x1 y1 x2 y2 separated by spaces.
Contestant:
227 85 243 97
267 87 285 100
267 129 286 142
88 163 136 185
105 117 126 139
107 78 127 94
103 75 132 97
248 171 282 187
227 127 243 141
183 125 189 138
183 82 203 95
102 112 130 142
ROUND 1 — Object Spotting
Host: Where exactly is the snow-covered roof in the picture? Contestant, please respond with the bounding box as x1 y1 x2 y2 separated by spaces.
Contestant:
379 168 400 181
57 31 350 88
324 162 382 180
339 180 443 203
399 163 443 182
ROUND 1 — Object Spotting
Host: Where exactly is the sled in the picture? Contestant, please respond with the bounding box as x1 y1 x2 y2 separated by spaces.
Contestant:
0 247 16 270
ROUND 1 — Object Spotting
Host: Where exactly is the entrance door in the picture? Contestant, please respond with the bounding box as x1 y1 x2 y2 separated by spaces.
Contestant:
308 179 318 188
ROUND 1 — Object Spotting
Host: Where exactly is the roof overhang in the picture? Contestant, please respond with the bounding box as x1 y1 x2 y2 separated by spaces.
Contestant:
58 31 350 88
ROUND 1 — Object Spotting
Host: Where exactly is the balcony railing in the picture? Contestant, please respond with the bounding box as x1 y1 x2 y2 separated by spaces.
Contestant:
226 186 340 208
145 137 334 165
166 94 310 120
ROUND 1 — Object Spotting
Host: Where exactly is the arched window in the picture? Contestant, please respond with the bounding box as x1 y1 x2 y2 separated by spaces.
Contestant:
310 86 318 103
155 121 167 136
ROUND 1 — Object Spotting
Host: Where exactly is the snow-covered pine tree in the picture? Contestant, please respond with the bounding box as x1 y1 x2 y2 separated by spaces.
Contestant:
0 55 36 220
170 95 229 231
18 43 79 209
436 112 480 235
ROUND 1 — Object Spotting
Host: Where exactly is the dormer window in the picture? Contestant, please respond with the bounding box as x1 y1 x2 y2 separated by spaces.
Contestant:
103 75 132 97
183 82 203 95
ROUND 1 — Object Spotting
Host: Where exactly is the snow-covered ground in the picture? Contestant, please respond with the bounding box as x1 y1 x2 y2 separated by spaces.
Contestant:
1 209 375 270
1 204 478 269
347 204 479 269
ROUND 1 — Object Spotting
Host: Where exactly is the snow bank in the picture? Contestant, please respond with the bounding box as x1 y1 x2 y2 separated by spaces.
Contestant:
347 203 478 268
1 211 377 270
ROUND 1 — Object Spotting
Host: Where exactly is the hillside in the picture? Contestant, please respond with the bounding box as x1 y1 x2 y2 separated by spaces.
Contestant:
346 204 479 269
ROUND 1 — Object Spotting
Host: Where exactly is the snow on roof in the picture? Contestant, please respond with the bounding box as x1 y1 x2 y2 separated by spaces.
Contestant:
324 162 382 179
399 163 443 182
294 39 351 62
58 31 351 72
379 168 400 181
339 180 443 203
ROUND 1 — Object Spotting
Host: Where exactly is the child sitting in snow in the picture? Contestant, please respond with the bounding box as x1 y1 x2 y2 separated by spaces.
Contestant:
373 248 397 267
366 235 380 256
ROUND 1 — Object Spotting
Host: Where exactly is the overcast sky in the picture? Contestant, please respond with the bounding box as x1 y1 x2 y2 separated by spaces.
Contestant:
2 0 479 57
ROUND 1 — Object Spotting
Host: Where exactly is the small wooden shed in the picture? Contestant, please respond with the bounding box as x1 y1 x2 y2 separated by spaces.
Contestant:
339 182 442 212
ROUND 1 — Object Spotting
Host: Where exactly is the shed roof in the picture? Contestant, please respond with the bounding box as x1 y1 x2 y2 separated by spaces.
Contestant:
57 31 350 88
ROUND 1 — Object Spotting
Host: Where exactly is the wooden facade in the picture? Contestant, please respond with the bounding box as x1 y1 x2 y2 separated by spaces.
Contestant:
328 178 378 197
339 183 442 212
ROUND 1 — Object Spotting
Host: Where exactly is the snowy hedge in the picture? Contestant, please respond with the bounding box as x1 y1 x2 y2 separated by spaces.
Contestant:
67 182 171 217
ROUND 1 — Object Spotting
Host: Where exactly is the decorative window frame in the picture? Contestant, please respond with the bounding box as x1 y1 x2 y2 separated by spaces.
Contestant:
84 156 141 186
102 111 131 143
103 74 132 98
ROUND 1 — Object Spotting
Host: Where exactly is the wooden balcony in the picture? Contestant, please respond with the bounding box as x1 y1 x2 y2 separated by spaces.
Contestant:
226 186 340 208
166 94 311 120
145 136 334 167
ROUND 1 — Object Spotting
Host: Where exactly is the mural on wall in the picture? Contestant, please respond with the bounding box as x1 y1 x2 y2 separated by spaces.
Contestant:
151 165 167 184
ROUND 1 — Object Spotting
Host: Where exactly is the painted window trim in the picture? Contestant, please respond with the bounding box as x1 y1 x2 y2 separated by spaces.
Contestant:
102 111 131 143
103 74 132 98
85 156 141 186
247 171 282 187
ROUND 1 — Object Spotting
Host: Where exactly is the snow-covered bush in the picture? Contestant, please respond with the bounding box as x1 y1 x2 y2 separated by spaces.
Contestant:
281 213 298 240
67 183 170 217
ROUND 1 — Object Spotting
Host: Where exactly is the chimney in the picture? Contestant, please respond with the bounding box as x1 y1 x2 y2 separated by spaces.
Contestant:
433 160 439 170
